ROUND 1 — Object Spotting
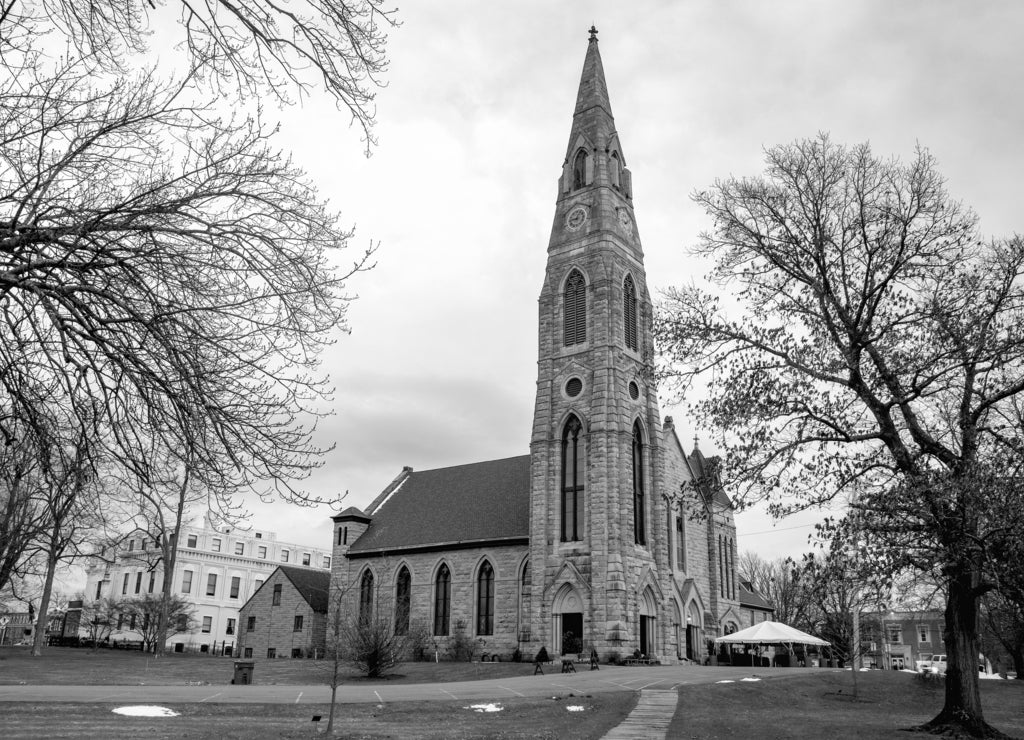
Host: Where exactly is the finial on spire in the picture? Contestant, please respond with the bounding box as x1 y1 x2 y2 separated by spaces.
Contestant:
693 434 700 448
588 25 598 42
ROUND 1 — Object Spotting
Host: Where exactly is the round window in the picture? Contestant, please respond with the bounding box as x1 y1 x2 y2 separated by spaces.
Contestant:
565 377 583 398
628 381 640 400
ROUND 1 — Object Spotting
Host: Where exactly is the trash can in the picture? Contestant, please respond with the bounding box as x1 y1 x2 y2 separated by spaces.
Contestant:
233 661 255 685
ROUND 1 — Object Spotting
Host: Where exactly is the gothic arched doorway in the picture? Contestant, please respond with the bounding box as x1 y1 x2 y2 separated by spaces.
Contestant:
552 584 585 656
639 587 657 657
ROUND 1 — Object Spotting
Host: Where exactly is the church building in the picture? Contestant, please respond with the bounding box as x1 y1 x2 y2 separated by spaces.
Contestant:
329 29 745 664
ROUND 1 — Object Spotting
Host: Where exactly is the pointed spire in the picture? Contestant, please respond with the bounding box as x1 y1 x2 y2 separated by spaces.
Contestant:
573 26 613 119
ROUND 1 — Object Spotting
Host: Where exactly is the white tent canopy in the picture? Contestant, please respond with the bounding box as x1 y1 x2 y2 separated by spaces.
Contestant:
713 621 830 646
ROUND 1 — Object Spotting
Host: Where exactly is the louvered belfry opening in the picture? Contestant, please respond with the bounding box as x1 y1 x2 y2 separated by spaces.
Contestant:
563 269 587 346
624 274 638 351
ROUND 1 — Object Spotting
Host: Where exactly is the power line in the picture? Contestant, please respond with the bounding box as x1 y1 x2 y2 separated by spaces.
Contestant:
740 522 817 536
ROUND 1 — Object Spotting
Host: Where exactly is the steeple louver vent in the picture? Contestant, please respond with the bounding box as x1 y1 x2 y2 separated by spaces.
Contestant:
563 270 587 346
624 274 638 351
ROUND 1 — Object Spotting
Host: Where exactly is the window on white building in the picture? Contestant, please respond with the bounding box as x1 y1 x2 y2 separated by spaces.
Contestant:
226 618 236 635
918 625 930 643
323 556 331 568
234 542 244 556
206 573 217 597
230 576 240 599
302 553 311 566
182 570 193 593
187 534 197 548
201 616 212 633
211 538 222 553
281 549 289 563
258 546 267 559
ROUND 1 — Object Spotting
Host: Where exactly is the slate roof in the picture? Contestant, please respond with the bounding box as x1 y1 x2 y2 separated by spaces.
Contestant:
278 565 330 613
348 455 531 555
738 584 774 611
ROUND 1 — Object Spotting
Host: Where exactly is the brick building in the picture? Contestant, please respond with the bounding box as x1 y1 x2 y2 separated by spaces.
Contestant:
327 29 748 665
236 566 329 659
861 609 946 670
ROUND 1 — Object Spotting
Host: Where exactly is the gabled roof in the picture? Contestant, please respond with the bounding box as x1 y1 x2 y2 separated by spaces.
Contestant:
687 444 732 509
738 584 774 611
348 455 531 555
277 565 330 613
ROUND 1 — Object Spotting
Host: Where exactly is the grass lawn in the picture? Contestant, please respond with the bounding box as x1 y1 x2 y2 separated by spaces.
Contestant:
670 670 1024 739
0 695 638 739
0 646 537 685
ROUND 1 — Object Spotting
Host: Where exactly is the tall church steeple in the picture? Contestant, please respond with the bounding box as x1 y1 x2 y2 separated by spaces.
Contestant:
528 28 669 659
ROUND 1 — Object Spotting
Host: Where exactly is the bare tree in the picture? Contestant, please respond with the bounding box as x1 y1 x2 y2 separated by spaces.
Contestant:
1 0 397 150
656 134 1024 737
121 593 195 651
738 551 814 631
2 50 373 495
80 596 121 648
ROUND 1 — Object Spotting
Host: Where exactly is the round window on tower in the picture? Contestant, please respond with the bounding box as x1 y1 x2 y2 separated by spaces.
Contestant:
565 377 584 398
628 381 640 400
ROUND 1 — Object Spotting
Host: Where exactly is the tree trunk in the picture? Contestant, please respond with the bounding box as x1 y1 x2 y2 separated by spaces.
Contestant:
30 551 58 657
917 569 1006 737
1011 649 1023 680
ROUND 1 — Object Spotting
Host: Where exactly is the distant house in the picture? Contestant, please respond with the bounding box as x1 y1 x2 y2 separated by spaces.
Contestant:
236 566 330 659
860 609 945 670
738 581 774 627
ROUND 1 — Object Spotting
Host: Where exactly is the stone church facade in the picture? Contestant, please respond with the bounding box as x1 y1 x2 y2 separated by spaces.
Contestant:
328 30 745 664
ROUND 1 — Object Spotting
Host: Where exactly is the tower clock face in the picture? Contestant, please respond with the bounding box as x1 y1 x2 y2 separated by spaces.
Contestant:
617 208 632 228
565 205 588 231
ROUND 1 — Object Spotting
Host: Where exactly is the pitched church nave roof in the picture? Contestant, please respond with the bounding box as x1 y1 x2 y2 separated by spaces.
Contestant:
347 455 531 556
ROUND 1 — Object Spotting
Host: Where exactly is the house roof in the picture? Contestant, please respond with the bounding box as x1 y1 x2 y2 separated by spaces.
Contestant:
348 455 531 555
278 565 331 613
738 585 774 611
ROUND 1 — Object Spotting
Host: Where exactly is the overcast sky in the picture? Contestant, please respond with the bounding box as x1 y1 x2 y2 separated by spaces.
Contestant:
238 1 1024 563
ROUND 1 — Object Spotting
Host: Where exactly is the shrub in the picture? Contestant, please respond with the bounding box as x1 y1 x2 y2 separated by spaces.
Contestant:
535 646 550 663
447 620 475 662
512 647 522 663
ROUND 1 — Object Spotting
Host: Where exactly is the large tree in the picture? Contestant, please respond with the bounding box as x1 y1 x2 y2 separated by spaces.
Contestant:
1 0 396 150
656 135 1024 737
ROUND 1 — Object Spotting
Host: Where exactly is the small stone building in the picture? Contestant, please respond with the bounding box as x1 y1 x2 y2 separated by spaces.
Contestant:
325 30 754 665
237 566 329 659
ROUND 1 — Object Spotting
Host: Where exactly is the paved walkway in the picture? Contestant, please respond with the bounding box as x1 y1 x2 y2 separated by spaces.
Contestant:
601 689 679 739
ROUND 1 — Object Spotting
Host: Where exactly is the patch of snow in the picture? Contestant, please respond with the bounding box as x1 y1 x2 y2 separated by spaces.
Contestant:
716 680 735 684
740 677 761 682
979 673 1005 680
566 705 585 712
465 703 503 713
112 706 179 717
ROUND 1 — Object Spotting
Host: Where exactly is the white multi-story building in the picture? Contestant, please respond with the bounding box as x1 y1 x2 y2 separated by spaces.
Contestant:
83 516 331 654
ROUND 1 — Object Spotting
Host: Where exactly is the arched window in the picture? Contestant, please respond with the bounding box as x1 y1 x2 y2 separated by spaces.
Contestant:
623 274 638 351
561 414 584 542
572 149 588 190
433 564 451 636
394 566 411 635
358 570 374 624
477 561 494 636
610 150 622 188
563 270 587 347
633 422 646 545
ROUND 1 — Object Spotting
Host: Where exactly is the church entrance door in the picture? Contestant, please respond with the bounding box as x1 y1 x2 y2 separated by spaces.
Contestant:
560 612 583 655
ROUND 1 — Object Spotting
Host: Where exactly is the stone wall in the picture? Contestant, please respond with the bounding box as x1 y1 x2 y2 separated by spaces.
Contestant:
236 570 326 659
